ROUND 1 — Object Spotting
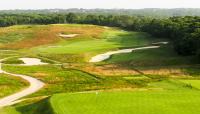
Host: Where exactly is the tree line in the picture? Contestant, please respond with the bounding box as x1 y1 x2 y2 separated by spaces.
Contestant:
0 13 199 60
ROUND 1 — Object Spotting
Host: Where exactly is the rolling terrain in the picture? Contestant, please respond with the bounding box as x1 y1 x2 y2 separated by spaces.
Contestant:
0 24 199 114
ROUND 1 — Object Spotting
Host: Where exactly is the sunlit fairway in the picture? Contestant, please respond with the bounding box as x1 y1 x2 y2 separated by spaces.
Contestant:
48 80 200 114
106 44 196 67
0 24 199 114
34 31 156 54
50 90 200 114
0 24 162 63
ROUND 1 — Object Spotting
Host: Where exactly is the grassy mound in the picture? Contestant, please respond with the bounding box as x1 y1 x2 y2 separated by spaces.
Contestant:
0 74 28 98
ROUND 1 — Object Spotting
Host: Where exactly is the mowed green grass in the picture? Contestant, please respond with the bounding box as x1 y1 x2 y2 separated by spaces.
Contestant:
107 44 195 67
0 24 161 63
35 31 156 54
50 90 200 114
0 74 28 98
1 24 200 114
2 79 200 114
32 29 162 62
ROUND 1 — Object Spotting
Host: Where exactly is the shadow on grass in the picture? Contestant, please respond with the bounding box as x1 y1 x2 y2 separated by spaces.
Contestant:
16 98 54 114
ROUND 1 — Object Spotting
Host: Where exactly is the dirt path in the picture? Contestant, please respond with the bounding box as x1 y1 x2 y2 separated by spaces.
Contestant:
89 46 160 62
0 58 44 107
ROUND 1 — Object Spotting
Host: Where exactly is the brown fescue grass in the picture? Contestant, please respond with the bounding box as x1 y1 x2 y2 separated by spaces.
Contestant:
65 63 193 77
1 24 105 49
51 25 104 39
141 68 184 76
64 63 140 76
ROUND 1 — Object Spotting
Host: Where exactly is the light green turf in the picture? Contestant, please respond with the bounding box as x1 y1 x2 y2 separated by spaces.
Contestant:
33 30 158 54
1 24 199 114
107 45 195 66
50 90 200 114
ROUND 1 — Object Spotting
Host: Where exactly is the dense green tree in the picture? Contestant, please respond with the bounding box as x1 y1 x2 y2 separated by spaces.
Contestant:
0 13 199 60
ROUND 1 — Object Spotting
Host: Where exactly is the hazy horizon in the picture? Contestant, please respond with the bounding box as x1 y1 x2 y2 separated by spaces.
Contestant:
0 0 199 10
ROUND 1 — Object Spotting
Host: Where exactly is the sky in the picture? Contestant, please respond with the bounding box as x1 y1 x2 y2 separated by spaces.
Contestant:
0 0 199 10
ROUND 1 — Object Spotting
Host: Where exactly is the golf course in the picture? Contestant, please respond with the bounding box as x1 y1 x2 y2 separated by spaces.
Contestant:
0 24 199 114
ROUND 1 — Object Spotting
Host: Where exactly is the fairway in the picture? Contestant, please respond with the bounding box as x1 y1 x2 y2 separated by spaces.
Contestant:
51 90 200 114
0 24 199 114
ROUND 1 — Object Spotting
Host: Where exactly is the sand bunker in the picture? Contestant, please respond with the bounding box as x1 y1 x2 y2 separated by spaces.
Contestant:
89 46 160 62
19 58 48 66
152 42 168 45
59 33 79 38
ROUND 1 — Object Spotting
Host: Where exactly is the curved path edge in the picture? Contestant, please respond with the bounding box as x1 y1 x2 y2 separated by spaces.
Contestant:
89 45 161 62
0 58 44 107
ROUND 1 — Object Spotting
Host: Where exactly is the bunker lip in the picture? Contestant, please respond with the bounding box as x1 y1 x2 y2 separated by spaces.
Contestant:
89 42 168 63
58 33 79 38
152 42 169 45
19 58 48 66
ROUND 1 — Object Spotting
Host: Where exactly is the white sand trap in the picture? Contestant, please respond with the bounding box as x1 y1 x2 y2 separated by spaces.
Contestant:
89 46 160 63
19 58 48 66
59 33 79 38
152 42 168 45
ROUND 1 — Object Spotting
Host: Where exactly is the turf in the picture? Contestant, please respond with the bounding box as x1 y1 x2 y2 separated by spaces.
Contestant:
2 64 150 97
0 24 160 63
35 31 156 54
107 44 195 67
1 24 200 114
50 90 200 114
33 28 159 62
